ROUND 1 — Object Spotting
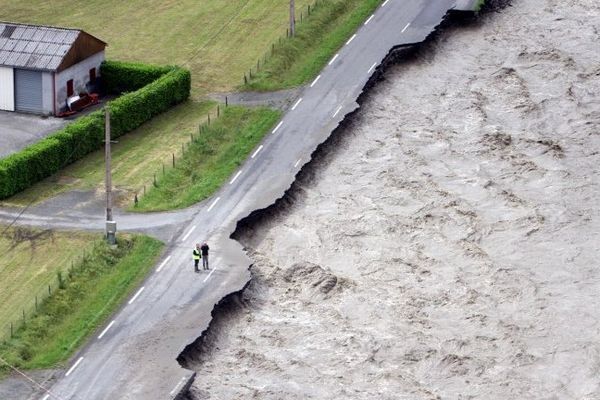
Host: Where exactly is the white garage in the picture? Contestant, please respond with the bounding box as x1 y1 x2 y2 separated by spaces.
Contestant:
0 22 106 115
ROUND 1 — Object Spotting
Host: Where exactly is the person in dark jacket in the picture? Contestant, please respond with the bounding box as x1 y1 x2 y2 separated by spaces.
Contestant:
193 244 201 273
201 242 210 270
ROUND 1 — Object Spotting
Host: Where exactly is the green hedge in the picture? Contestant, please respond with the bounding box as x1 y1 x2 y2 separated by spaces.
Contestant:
100 61 173 94
0 62 191 199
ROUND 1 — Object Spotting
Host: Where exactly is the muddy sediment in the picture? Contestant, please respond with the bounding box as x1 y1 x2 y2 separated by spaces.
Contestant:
186 0 600 399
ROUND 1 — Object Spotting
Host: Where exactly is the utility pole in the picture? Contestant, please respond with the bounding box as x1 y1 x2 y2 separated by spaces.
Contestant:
105 108 117 245
290 0 296 37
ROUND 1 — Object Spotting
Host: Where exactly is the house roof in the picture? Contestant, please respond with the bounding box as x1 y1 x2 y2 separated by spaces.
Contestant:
0 22 106 72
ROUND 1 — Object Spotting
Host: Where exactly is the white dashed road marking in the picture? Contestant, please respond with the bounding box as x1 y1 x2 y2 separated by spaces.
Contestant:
402 22 411 33
364 14 375 25
333 106 343 118
230 170 243 185
203 267 217 283
98 320 116 340
382 0 390 6
294 159 301 168
328 53 339 66
42 395 50 400
170 377 187 396
251 145 263 158
368 62 378 74
346 34 357 45
128 287 145 305
156 255 172 273
65 357 84 377
272 121 284 133
207 197 221 212
310 75 321 87
291 98 303 110
181 225 196 242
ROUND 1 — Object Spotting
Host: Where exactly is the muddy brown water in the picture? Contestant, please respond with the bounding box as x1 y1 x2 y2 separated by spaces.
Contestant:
186 0 600 399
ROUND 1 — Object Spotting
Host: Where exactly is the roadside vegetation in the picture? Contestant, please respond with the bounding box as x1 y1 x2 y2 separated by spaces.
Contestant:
0 234 163 373
0 100 215 208
244 0 383 91
135 106 281 212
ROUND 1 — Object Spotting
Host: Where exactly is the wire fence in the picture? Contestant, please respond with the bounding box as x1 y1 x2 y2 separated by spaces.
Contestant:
243 0 323 85
0 247 90 344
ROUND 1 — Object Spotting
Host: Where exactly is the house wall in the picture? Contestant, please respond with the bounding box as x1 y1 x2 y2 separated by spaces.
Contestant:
41 72 54 115
0 66 14 111
55 50 104 113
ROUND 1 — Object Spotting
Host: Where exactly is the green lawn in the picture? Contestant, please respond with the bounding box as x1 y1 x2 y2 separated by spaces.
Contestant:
244 0 383 91
0 226 97 342
0 0 313 95
135 106 281 211
0 234 163 371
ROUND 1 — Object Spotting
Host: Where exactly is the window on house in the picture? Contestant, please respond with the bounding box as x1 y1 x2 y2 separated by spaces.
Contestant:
67 79 74 97
89 68 96 83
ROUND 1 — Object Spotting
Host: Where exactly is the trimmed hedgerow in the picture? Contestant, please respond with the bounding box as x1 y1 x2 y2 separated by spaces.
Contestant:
100 61 173 94
0 62 190 199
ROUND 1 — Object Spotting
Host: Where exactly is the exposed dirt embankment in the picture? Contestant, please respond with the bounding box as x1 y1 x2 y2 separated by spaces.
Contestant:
187 0 600 399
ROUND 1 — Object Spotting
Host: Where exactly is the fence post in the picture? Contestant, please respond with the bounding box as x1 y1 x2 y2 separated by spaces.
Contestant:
134 193 138 207
10 322 13 338
153 173 157 187
48 285 51 295
225 96 228 107
143 185 146 196
217 105 220 117
172 153 175 167
244 74 248 84
35 296 38 312
208 113 211 125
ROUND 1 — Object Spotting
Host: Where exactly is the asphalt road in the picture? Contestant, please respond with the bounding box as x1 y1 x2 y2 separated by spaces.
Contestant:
31 1 465 399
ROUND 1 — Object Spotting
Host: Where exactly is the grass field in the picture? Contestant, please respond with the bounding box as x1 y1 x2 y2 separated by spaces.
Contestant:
0 226 97 341
0 234 163 371
0 0 313 95
135 106 281 211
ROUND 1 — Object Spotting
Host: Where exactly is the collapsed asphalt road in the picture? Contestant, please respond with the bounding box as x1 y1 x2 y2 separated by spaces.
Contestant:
29 1 481 399
181 0 600 399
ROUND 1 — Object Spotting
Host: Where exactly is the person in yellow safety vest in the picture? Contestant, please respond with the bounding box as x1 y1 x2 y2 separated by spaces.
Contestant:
193 243 202 273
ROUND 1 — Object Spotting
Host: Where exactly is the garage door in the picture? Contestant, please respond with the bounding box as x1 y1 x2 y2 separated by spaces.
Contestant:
0 66 14 111
15 69 43 114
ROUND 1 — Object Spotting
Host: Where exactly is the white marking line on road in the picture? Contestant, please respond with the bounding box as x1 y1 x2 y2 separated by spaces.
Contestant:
65 357 84 377
368 62 378 74
98 320 116 340
272 121 284 133
382 0 390 6
170 377 187 396
291 98 303 110
207 197 221 212
251 145 263 159
42 395 49 400
294 158 301 168
230 170 243 185
310 75 321 87
328 53 339 66
333 106 343 118
402 22 411 33
181 225 196 242
364 14 375 25
346 34 357 45
203 267 217 283
128 287 145 305
156 255 172 273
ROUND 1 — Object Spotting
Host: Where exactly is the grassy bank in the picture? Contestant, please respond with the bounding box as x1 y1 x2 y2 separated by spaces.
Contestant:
0 234 163 372
135 106 281 212
243 0 383 91
0 227 97 336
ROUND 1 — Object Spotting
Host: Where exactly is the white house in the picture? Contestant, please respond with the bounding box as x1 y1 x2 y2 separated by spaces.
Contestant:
0 22 106 115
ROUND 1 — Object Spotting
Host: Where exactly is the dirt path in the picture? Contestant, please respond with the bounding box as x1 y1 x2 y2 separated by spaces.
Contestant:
186 1 600 399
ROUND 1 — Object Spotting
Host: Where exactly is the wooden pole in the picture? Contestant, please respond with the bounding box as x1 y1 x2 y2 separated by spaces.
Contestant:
290 0 296 37
105 108 112 222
